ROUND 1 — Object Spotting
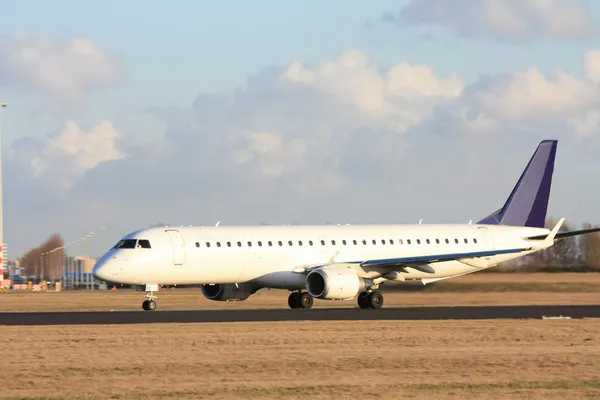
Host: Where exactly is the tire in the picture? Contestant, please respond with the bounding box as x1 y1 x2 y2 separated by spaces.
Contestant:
288 292 300 309
368 291 384 309
357 292 370 309
299 293 313 309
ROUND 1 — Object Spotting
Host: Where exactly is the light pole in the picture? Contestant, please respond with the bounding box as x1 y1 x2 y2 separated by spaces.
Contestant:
0 101 6 288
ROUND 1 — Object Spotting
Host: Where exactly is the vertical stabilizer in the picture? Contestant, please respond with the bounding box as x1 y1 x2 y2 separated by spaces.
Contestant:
478 140 557 228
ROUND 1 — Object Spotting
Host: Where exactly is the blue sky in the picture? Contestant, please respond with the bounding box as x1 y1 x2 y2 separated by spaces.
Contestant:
2 0 600 257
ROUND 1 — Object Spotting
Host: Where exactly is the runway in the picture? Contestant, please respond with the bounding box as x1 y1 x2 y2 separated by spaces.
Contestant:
1 305 599 325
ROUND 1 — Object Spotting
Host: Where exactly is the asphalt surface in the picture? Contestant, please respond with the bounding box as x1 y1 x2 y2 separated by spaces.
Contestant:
1 305 599 325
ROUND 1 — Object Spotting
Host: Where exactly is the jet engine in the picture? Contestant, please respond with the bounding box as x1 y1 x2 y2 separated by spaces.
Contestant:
201 283 256 301
306 266 366 300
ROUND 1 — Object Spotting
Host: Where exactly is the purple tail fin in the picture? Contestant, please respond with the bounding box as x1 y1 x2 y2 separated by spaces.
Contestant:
478 140 557 228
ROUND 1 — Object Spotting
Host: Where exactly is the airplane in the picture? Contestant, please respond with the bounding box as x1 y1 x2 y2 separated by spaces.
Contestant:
92 140 600 311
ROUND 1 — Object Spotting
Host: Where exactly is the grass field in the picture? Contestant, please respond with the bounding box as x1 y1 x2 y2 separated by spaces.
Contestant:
1 273 598 312
1 320 599 399
1 273 599 399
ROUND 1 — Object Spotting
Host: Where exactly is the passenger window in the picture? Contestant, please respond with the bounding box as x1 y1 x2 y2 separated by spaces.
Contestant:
389 239 394 244
362 239 367 245
299 241 303 246
268 241 273 246
371 239 376 245
278 241 283 246
454 239 459 244
445 239 449 244
321 240 325 246
238 241 242 247
309 240 313 246
216 242 221 247
381 239 386 245
258 241 262 247
464 238 468 244
474 238 478 244
426 239 430 244
342 240 347 245
195 242 200 248
206 242 211 248
353 240 357 245
331 240 336 245
436 239 440 244
248 241 252 247
399 239 403 245
416 239 421 244
407 239 411 244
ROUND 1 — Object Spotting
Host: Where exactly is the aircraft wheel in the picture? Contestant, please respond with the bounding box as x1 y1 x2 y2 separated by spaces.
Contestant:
147 299 157 311
288 292 300 309
368 291 384 309
357 292 370 309
299 293 313 309
142 299 157 311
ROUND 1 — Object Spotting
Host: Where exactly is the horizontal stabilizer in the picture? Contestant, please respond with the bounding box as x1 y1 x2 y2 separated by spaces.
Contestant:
526 227 600 241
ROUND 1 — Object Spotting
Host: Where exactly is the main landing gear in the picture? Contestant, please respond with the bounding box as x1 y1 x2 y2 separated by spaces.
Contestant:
288 292 314 309
357 290 384 309
142 290 157 311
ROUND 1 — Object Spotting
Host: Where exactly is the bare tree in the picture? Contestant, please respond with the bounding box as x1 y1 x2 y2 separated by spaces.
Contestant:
582 222 600 270
20 234 64 281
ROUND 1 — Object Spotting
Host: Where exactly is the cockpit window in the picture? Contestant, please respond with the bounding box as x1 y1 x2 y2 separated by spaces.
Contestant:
113 239 151 249
113 239 137 249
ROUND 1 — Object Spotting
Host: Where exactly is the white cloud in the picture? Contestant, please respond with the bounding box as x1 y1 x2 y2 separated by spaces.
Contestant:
282 50 464 132
8 48 600 257
385 0 598 40
234 131 308 177
465 66 599 120
0 35 122 104
568 110 600 135
15 120 126 188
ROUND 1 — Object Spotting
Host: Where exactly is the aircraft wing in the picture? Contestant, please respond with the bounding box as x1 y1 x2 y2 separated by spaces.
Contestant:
295 247 531 275
358 247 531 273
525 227 600 241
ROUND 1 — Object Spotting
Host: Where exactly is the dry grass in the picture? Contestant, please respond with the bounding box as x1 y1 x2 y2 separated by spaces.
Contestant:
1 320 600 399
1 273 599 312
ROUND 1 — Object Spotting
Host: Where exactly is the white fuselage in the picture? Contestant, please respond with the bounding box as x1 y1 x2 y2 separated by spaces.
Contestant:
92 223 548 288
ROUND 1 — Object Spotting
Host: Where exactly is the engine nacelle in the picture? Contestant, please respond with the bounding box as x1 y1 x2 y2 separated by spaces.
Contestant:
201 283 255 301
306 266 366 300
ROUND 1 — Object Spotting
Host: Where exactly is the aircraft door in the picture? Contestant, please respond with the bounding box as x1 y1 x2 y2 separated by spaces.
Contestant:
477 227 495 251
165 229 186 266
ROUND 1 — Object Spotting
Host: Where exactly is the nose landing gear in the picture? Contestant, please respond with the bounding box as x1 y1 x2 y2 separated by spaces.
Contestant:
142 284 159 311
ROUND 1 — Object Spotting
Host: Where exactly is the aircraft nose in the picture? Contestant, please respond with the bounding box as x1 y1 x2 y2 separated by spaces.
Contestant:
92 257 122 282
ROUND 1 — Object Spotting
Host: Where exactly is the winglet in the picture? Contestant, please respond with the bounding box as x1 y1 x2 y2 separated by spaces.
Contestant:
532 217 565 249
547 218 565 242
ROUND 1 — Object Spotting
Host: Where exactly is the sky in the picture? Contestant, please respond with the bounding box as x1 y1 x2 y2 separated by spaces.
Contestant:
2 0 600 257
